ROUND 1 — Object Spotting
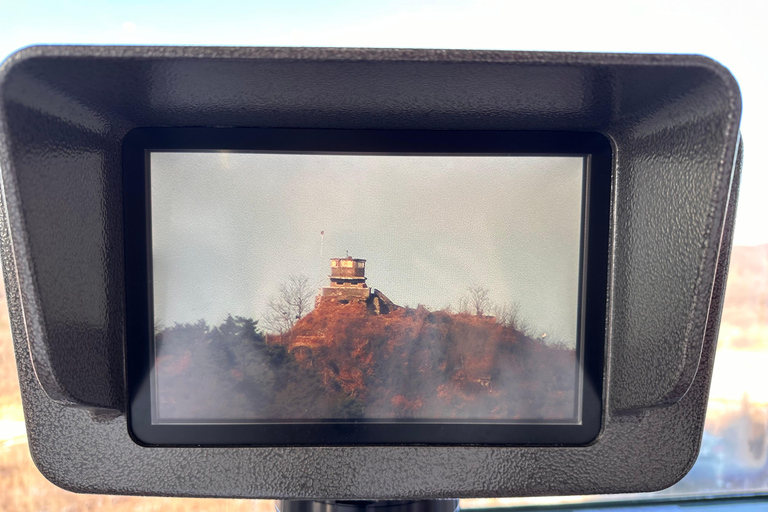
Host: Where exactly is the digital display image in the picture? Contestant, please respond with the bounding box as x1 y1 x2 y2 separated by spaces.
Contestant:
149 152 585 424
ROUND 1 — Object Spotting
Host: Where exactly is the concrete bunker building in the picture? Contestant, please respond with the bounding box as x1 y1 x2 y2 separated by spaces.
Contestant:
320 256 398 314
322 256 370 302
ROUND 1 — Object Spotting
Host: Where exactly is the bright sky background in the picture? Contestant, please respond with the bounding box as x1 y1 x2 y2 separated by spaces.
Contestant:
151 153 583 344
0 0 765 246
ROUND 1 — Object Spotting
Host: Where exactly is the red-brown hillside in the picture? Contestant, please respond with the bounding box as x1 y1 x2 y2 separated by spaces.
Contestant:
720 244 768 350
269 300 577 420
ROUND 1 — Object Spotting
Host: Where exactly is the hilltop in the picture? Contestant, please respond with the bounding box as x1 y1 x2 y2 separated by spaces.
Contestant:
269 300 577 420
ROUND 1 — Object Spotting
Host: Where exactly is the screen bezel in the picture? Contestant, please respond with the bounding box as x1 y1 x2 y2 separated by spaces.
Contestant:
124 127 611 446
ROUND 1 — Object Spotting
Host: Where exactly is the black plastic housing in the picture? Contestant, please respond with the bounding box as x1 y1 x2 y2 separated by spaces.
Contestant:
0 46 742 498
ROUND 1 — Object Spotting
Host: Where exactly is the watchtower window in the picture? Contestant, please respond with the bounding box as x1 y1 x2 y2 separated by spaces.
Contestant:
341 260 353 268
357 262 364 268
331 260 338 267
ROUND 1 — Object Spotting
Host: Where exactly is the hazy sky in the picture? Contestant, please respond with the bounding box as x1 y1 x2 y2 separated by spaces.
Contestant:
151 153 583 345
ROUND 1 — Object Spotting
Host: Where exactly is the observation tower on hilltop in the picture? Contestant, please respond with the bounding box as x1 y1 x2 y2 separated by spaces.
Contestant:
321 256 370 303
319 256 398 314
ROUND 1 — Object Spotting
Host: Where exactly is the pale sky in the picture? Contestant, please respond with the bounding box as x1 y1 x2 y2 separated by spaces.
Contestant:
151 153 584 345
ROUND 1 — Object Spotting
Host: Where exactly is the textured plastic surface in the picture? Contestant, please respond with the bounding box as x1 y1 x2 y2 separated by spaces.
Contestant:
0 46 742 498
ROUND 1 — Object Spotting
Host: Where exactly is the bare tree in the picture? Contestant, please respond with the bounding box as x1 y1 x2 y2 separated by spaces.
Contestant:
457 295 468 314
459 284 492 317
263 274 315 334
493 301 521 328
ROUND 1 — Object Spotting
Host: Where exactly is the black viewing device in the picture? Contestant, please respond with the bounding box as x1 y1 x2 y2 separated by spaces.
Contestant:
124 128 611 447
0 47 742 498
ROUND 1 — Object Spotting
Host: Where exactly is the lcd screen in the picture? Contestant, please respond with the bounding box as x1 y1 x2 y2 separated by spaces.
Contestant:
148 151 586 426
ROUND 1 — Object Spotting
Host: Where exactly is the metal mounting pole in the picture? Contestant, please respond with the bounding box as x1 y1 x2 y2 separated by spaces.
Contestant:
278 500 460 512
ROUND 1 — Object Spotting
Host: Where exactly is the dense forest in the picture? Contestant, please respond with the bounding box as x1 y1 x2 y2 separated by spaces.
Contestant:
155 301 577 421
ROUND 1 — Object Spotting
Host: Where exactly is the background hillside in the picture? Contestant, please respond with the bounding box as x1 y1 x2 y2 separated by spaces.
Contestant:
719 244 768 351
155 299 576 421
280 300 576 420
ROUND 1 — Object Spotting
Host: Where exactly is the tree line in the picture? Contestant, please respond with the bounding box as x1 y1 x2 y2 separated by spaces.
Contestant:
154 314 361 421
